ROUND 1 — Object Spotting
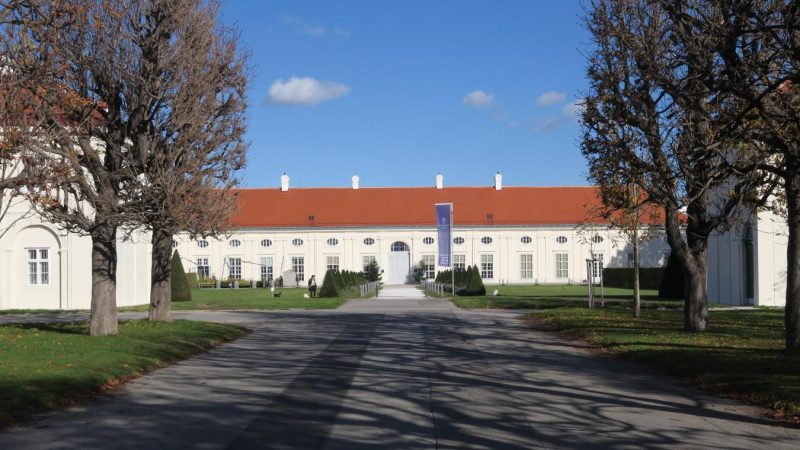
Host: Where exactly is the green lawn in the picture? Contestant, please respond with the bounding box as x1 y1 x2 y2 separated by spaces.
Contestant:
451 284 675 309
531 307 800 421
0 319 246 428
120 287 348 312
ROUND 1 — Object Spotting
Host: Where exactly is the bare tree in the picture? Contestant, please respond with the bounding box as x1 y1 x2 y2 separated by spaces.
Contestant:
581 0 769 331
111 0 248 321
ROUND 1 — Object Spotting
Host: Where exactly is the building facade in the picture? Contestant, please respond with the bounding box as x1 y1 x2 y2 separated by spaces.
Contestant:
0 173 672 310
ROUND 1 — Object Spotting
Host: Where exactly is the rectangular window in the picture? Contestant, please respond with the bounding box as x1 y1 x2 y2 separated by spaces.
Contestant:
196 257 210 279
26 248 50 285
362 255 376 273
592 253 604 280
520 254 534 279
327 255 340 272
422 254 435 279
453 254 466 271
292 256 305 282
228 257 242 280
480 254 494 279
259 256 273 282
555 253 569 278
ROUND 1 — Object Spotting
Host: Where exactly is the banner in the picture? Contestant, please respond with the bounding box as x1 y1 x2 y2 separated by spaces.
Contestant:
435 203 452 267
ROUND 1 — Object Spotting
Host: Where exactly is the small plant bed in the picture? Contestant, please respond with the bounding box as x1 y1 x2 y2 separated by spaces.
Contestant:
0 319 246 428
120 288 347 312
530 307 800 422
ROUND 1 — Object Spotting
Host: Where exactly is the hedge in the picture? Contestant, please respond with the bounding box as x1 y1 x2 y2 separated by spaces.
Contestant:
171 251 192 302
601 267 665 290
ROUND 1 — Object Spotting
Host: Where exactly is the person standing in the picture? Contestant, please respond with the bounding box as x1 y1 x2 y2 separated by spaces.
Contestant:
308 275 317 298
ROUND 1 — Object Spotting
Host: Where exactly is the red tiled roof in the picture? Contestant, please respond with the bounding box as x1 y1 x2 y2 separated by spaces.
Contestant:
230 186 664 228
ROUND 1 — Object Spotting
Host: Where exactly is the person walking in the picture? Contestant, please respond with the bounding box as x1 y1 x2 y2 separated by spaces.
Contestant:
308 275 317 298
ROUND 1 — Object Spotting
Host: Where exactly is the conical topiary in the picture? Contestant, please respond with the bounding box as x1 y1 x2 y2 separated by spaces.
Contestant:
171 250 192 302
319 269 339 298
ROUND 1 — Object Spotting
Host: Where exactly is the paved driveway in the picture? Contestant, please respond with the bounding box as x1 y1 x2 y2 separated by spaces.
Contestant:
1 291 799 449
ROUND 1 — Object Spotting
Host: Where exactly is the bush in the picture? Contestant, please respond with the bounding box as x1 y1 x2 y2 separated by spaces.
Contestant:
602 267 665 289
185 272 199 290
659 251 685 299
366 260 382 282
171 251 192 302
318 269 365 298
457 265 486 296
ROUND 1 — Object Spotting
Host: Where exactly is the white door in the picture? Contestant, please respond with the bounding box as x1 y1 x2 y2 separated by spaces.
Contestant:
387 252 410 285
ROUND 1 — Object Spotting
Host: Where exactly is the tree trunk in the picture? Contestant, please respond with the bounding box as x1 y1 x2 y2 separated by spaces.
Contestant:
633 224 641 318
785 168 800 350
89 223 118 336
148 228 172 322
683 261 709 332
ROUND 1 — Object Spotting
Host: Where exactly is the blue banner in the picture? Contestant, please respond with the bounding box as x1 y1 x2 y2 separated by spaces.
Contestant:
435 203 452 267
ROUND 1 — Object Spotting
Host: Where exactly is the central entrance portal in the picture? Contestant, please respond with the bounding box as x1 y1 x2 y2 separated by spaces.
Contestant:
387 241 411 285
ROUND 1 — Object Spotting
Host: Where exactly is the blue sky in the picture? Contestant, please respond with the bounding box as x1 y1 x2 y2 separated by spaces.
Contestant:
219 1 590 188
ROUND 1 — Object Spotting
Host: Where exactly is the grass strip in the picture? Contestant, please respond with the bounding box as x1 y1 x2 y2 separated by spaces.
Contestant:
0 319 247 428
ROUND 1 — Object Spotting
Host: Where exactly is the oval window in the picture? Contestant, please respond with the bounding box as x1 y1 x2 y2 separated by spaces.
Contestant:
556 236 568 244
363 238 375 246
260 239 272 247
327 238 339 246
592 235 604 244
453 237 465 245
292 238 304 247
229 239 241 248
423 237 434 245
197 240 209 248
521 236 532 244
481 237 493 244
172 240 179 248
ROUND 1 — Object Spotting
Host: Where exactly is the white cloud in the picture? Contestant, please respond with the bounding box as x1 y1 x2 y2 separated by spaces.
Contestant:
562 99 586 118
267 77 350 106
280 15 349 37
537 91 566 107
463 90 495 108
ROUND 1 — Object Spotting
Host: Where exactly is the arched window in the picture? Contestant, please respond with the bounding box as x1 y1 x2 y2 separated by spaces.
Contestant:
422 237 434 245
327 238 339 246
556 236 568 244
480 236 493 245
391 241 409 252
363 237 375 246
229 239 241 248
260 239 272 247
453 237 465 245
197 240 209 248
592 235 604 244
292 238 304 247
520 236 532 244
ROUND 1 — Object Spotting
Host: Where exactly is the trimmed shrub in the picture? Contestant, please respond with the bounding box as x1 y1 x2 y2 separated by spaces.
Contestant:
171 251 192 302
185 272 199 290
659 252 685 299
457 265 486 296
366 260 382 282
602 267 665 289
319 270 339 297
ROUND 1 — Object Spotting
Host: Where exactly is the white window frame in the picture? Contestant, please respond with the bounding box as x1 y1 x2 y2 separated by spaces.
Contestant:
520 253 534 279
327 255 340 272
196 257 211 279
26 248 50 286
422 254 435 279
362 255 376 273
228 257 242 280
555 253 569 279
259 256 273 282
453 254 466 271
480 254 494 279
592 253 604 280
292 256 305 281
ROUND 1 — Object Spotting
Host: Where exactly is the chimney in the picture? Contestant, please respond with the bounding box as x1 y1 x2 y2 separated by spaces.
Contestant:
494 171 502 190
352 175 360 190
280 173 289 192
436 173 444 190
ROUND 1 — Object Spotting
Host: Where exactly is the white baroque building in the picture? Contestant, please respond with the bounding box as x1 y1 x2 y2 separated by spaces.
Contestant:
1 172 675 310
